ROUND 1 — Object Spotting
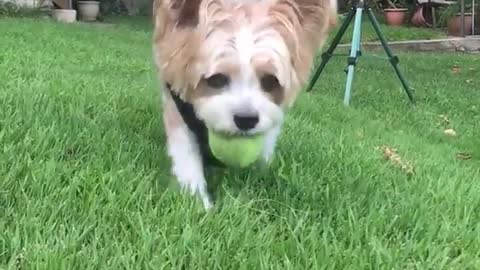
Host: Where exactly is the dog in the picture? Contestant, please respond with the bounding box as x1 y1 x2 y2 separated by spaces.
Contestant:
152 0 337 209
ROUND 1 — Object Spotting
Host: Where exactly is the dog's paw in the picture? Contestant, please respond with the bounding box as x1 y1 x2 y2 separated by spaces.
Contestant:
260 153 275 167
178 177 213 210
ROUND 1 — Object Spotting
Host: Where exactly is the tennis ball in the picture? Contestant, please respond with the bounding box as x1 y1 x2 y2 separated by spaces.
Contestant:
208 130 264 168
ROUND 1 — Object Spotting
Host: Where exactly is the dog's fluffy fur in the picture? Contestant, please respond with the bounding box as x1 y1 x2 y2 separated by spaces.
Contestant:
152 0 337 209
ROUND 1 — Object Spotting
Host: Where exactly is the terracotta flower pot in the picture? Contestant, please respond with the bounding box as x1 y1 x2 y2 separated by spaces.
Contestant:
383 8 409 26
77 1 100 22
447 14 473 36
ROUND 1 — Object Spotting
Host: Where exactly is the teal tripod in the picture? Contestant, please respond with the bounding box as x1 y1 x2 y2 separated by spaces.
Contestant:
306 0 415 106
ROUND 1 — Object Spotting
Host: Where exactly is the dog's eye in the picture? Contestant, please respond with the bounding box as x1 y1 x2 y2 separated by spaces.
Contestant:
206 73 230 89
260 74 280 92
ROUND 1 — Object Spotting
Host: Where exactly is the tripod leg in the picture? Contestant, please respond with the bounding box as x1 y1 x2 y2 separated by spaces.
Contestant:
344 7 363 106
365 7 416 104
306 8 356 92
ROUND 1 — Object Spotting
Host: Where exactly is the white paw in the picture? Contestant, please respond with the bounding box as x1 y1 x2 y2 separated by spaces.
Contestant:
262 125 281 165
261 153 274 165
178 177 213 210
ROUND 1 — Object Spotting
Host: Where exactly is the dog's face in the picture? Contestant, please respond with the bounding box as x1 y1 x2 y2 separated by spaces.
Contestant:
153 0 336 135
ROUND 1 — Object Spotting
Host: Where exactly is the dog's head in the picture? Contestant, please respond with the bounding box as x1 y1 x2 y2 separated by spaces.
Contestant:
153 0 336 135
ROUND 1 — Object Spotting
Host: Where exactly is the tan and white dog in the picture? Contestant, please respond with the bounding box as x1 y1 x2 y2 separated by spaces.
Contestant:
152 0 337 209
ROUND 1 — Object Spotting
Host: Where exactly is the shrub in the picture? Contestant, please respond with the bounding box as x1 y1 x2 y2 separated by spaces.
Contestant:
98 0 152 16
0 0 48 17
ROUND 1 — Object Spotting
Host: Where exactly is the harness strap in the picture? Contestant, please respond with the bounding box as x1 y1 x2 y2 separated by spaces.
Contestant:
166 83 224 167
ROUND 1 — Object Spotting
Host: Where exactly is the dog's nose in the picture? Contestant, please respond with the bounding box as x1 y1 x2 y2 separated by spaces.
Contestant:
233 113 259 131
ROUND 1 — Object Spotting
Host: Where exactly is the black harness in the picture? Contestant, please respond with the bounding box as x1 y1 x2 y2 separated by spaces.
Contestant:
166 83 225 167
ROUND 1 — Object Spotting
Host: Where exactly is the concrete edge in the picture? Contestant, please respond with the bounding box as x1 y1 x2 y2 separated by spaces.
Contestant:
337 36 480 53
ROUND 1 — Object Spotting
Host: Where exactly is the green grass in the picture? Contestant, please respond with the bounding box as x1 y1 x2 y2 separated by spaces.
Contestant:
1 16 480 269
101 14 447 43
330 15 447 44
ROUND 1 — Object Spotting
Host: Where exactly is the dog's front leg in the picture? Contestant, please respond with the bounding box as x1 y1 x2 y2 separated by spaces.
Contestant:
163 94 213 210
261 125 282 164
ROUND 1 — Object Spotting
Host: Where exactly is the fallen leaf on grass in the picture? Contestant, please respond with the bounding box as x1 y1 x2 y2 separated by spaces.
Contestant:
377 145 415 176
452 64 461 74
444 128 457 137
381 146 397 160
438 114 450 126
355 128 365 139
14 253 25 270
456 153 472 160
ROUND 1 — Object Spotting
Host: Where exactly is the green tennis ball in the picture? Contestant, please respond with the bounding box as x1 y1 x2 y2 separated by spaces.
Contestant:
208 130 264 168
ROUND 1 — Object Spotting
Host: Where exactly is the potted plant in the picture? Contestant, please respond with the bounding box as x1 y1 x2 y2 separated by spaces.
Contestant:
439 0 474 36
448 12 473 36
77 0 100 22
50 0 76 23
52 8 77 23
382 0 409 26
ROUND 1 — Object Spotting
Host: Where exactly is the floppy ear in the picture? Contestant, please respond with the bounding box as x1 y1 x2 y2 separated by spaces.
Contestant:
274 0 336 43
268 0 337 105
153 0 203 99
296 0 338 30
269 0 336 56
153 0 202 38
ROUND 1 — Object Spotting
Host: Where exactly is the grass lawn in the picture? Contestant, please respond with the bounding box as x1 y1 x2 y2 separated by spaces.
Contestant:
1 16 479 269
330 15 447 44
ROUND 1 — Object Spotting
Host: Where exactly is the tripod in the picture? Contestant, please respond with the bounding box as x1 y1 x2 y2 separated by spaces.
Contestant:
306 0 416 106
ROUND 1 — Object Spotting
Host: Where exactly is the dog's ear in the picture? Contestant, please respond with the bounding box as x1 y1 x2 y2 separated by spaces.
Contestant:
270 0 336 36
299 0 337 30
171 0 202 27
153 0 202 37
153 0 208 100
268 0 337 105
268 0 337 57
